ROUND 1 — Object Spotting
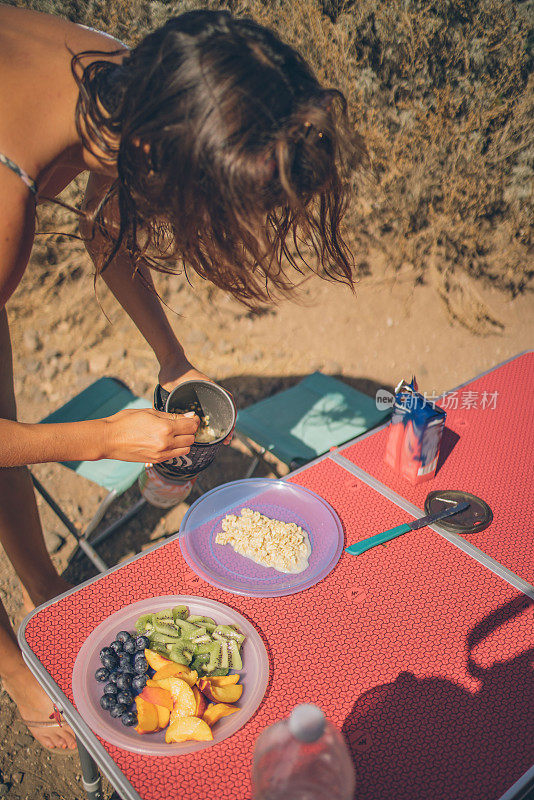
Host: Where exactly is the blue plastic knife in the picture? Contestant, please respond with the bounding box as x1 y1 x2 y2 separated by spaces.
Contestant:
345 501 470 556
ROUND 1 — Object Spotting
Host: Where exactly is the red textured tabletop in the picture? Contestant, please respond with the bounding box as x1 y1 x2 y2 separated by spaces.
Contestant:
339 352 534 584
22 459 534 800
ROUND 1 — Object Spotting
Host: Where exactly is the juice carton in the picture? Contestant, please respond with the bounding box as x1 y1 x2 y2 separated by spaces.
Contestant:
384 377 446 484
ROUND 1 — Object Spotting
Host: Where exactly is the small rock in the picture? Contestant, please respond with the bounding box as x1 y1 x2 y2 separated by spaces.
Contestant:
73 358 89 376
23 329 42 352
386 317 394 327
42 363 59 381
110 346 127 362
241 349 264 365
89 353 110 374
44 531 64 554
23 357 41 374
16 734 33 747
322 360 342 375
12 773 23 784
0 783 9 796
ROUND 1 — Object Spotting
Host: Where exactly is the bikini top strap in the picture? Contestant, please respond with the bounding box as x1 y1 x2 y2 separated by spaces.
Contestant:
0 152 38 196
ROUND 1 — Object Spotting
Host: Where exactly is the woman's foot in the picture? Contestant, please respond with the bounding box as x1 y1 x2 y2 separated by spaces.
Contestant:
3 667 77 751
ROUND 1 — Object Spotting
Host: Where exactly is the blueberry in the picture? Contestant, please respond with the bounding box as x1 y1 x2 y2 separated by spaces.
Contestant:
116 631 132 643
135 636 149 651
101 653 119 671
133 657 148 674
95 667 109 682
110 703 126 719
108 671 119 684
116 673 133 691
119 653 133 667
123 639 136 654
116 690 133 706
103 683 118 696
100 646 114 662
121 711 137 727
100 695 114 711
131 674 147 694
110 640 123 654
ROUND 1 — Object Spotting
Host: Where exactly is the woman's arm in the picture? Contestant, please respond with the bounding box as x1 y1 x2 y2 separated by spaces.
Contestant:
0 180 198 468
0 410 198 468
81 172 207 389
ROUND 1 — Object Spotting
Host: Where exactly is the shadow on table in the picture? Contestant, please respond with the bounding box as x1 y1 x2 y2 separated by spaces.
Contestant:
435 426 461 476
63 371 389 585
342 595 534 800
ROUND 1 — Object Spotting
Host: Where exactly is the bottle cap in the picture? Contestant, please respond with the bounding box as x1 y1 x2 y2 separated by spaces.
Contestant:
289 704 325 742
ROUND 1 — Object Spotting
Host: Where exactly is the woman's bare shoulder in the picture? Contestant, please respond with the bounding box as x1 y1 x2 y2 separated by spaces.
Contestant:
0 5 127 54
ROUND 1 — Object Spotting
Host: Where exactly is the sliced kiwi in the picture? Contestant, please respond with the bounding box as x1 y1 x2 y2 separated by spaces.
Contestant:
191 634 212 645
213 625 246 645
153 619 183 638
173 618 206 639
190 654 210 672
135 613 154 635
154 609 173 621
172 605 189 621
167 640 193 663
134 606 246 675
187 615 217 632
227 639 243 670
151 631 183 645
195 641 221 673
218 640 229 671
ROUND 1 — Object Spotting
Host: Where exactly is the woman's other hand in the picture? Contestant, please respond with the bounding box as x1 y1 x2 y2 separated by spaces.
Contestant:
158 358 235 446
158 358 211 392
103 408 199 463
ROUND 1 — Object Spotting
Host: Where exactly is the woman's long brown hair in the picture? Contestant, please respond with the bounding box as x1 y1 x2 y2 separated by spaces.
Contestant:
72 10 364 305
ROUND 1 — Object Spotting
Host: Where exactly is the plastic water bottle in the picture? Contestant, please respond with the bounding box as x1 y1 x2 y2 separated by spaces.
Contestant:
252 704 356 800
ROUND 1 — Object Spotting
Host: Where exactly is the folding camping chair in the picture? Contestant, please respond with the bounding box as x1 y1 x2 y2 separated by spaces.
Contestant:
235 371 391 477
31 377 152 573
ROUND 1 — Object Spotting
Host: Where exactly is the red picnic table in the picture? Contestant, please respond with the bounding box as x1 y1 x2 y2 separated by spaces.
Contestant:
19 352 534 800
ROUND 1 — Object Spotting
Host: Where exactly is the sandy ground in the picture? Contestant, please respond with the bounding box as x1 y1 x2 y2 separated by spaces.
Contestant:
1 238 533 797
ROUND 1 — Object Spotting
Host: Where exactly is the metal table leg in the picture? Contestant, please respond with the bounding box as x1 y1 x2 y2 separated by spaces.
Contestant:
76 737 104 800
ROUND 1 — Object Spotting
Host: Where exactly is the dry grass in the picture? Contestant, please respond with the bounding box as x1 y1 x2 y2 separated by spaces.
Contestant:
9 0 534 331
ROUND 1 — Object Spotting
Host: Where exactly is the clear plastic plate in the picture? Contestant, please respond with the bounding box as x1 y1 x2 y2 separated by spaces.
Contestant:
179 478 344 597
72 596 269 756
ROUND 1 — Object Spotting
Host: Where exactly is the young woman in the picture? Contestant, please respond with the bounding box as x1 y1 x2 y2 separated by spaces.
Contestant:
0 5 359 750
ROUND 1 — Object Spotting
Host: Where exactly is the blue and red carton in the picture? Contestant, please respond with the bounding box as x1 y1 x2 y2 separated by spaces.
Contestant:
384 377 446 484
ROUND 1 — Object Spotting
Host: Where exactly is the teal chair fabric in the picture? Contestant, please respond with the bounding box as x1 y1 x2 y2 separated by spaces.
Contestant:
41 377 151 495
236 372 391 466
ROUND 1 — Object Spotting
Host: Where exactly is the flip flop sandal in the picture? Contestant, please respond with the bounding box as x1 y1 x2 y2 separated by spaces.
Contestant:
21 705 77 755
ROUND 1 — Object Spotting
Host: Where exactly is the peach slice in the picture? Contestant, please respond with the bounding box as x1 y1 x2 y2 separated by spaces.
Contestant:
157 678 197 718
139 686 174 711
202 702 238 727
165 716 213 743
198 678 243 704
156 704 171 729
155 669 198 688
206 674 240 687
134 696 159 734
152 662 191 681
192 685 207 718
144 649 173 671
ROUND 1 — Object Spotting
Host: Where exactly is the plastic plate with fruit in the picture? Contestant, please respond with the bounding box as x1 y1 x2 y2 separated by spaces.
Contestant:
72 596 269 755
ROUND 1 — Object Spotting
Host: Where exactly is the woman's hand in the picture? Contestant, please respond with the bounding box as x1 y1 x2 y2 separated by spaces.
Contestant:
103 408 199 463
158 357 211 392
